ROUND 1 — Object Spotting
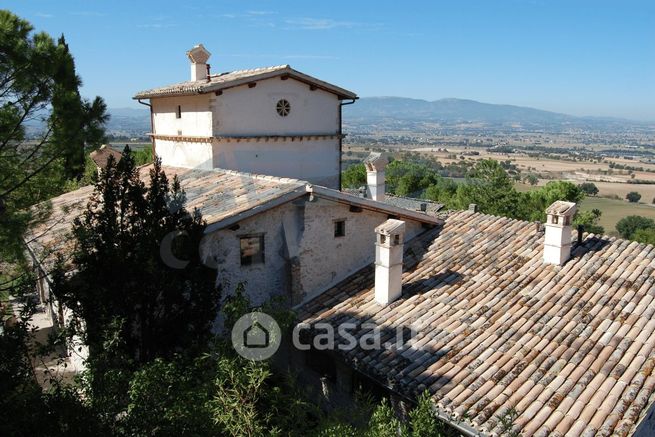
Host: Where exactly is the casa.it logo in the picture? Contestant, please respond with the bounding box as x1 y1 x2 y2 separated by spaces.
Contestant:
231 312 282 361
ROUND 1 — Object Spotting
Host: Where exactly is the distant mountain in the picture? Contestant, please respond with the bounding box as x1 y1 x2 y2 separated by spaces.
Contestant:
102 99 650 137
106 107 150 136
342 97 646 132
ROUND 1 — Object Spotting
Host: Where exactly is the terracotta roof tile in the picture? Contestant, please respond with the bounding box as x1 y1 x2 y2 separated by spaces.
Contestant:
133 65 357 100
298 210 655 436
26 165 306 271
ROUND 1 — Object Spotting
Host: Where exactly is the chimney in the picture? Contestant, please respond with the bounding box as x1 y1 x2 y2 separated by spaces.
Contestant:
543 201 577 266
374 219 405 305
187 44 211 82
364 152 388 202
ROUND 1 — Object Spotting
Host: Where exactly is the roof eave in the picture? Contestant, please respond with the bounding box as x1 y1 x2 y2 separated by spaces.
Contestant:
132 67 358 101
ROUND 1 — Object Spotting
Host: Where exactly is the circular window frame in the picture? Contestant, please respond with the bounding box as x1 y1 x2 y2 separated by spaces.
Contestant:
276 99 291 117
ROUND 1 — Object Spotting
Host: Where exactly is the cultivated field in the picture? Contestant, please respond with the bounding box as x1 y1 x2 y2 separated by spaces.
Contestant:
579 197 655 235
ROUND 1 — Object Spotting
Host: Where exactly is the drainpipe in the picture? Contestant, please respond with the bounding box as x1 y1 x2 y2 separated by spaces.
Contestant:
137 99 155 159
339 98 357 191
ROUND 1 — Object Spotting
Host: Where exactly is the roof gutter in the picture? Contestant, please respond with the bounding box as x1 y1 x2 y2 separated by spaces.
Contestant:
338 98 357 191
137 99 155 158
345 365 481 436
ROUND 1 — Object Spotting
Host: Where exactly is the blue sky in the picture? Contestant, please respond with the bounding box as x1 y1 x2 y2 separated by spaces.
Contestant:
5 0 655 120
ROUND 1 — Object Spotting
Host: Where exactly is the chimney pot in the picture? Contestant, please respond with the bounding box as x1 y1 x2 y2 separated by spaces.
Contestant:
364 152 388 202
543 201 577 266
468 203 478 213
374 219 405 305
187 44 211 82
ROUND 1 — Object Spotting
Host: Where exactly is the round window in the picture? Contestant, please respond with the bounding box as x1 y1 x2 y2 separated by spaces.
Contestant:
276 99 291 117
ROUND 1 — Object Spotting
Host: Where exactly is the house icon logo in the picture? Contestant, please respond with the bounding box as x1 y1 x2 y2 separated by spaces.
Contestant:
244 321 269 349
231 312 281 361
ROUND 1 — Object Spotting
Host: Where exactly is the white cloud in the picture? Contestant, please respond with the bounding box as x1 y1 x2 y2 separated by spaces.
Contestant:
69 11 106 17
36 12 54 18
246 10 277 16
284 17 381 31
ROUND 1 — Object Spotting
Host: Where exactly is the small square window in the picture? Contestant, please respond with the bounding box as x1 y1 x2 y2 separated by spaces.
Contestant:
334 220 346 238
176 105 182 119
240 235 265 266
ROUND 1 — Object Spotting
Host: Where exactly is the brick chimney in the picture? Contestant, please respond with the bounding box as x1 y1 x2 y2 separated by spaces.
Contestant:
364 152 388 202
187 44 211 82
374 219 405 305
543 201 577 266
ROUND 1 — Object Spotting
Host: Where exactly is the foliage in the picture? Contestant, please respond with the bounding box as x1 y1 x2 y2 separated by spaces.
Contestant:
520 181 585 222
0 10 108 265
524 173 539 186
451 159 522 218
121 355 217 435
573 209 604 235
51 147 220 418
342 163 367 189
0 273 103 436
633 228 655 245
385 160 440 197
616 215 655 240
626 191 642 203
133 145 154 166
578 182 599 196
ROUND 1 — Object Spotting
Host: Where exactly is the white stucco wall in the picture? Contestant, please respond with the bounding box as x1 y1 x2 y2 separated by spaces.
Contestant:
152 95 212 137
212 138 339 188
156 139 213 170
148 78 342 185
200 194 426 310
213 77 339 136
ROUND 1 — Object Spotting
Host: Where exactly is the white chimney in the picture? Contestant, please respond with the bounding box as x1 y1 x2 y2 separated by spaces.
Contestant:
187 44 211 82
364 152 388 202
543 201 577 266
374 219 405 305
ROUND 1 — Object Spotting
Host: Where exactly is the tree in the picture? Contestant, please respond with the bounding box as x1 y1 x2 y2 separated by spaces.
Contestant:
633 228 655 245
453 160 521 218
626 191 642 203
578 182 599 196
520 181 585 222
341 163 367 189
524 174 538 186
0 11 108 265
573 209 604 235
51 148 220 417
616 215 655 239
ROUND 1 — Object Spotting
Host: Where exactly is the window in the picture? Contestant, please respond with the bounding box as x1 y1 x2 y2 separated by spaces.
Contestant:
276 99 291 117
334 219 346 238
176 105 182 119
240 235 265 266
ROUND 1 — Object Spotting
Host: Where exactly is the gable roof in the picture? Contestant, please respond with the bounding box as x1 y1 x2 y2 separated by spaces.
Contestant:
297 210 655 436
26 166 437 274
26 166 307 273
133 65 357 100
89 146 122 169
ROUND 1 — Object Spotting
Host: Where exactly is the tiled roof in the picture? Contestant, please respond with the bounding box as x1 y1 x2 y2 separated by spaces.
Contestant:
298 210 655 436
26 166 306 272
89 146 122 169
383 195 444 216
133 65 357 100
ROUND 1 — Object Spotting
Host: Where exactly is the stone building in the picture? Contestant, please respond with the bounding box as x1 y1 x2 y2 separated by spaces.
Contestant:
25 46 655 435
133 44 357 189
